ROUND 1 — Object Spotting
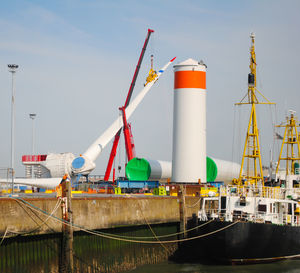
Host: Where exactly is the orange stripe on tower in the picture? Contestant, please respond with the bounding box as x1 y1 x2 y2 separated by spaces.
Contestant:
174 70 206 89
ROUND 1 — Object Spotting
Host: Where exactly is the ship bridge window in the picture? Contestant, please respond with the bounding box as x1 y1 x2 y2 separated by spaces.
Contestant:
239 196 246 206
221 196 226 213
288 203 292 215
258 204 267 212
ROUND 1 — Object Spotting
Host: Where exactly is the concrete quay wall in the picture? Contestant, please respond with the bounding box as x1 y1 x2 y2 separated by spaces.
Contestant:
0 196 201 235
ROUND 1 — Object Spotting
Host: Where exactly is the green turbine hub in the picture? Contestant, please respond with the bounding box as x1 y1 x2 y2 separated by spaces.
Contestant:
125 158 151 181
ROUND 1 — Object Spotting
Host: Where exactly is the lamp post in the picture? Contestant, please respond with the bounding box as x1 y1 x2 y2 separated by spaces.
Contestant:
29 113 37 155
8 64 19 193
29 113 36 178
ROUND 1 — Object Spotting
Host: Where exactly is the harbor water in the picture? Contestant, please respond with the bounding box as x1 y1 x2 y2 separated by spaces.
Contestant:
130 260 300 273
0 223 178 273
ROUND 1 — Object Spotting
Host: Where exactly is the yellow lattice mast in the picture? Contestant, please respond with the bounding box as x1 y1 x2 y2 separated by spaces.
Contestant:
235 33 275 186
276 111 300 176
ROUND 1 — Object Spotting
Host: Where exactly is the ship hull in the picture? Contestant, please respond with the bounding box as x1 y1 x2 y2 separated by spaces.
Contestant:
171 220 300 265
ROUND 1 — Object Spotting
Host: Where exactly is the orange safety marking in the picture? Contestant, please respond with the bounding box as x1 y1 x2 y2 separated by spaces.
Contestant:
174 70 206 89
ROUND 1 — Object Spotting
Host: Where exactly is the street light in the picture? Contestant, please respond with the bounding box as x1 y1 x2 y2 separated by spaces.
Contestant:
8 64 19 193
29 113 37 178
29 113 37 155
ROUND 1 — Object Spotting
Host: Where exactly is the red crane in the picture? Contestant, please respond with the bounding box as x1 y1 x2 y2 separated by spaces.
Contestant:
104 29 154 181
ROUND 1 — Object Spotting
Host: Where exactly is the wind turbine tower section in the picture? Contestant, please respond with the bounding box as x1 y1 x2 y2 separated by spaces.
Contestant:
172 59 207 183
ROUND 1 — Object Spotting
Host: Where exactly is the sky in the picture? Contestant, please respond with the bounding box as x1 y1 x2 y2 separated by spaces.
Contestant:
0 0 299 178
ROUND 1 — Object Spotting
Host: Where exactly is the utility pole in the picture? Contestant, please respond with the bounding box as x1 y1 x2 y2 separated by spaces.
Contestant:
8 64 19 193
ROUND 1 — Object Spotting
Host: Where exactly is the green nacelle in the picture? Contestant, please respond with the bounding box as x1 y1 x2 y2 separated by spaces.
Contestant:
125 158 151 181
206 156 218 182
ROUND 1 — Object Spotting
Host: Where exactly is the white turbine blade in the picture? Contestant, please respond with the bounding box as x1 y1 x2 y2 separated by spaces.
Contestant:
0 178 61 189
83 57 176 163
125 57 176 119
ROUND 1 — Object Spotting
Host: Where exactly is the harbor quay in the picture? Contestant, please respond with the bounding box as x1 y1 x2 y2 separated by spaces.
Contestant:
0 195 200 235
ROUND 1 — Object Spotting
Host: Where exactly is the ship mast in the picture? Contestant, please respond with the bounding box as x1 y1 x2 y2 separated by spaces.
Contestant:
276 111 300 177
235 33 275 186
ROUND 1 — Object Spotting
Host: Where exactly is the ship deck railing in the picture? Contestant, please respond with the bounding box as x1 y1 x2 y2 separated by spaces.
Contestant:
220 185 286 200
202 209 300 227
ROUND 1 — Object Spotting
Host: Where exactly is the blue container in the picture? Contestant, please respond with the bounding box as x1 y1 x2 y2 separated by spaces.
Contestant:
207 181 224 188
117 180 159 189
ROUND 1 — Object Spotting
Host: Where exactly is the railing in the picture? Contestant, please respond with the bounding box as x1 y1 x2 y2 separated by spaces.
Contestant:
220 185 286 200
199 208 300 226
22 155 47 162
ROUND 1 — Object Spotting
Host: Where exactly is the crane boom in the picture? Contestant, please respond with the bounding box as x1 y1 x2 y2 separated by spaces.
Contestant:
104 29 154 181
125 29 154 108
120 106 136 160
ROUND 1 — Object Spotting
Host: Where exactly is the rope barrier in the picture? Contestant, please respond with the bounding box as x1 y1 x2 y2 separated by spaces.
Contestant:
90 219 215 240
6 197 239 245
185 196 202 208
0 197 102 273
18 198 61 234
82 221 239 244
0 195 213 240
134 195 170 254
0 198 61 237
119 194 212 239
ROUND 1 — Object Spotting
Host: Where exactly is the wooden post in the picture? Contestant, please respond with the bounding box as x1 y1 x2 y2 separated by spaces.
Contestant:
179 185 187 238
59 177 73 273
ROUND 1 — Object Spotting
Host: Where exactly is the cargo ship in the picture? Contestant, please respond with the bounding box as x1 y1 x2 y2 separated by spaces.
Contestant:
172 33 300 265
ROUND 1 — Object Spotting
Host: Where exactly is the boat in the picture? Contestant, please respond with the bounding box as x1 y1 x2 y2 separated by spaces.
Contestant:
172 184 300 264
171 33 300 265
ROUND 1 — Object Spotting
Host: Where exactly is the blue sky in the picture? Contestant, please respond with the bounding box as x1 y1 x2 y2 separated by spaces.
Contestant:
0 0 299 177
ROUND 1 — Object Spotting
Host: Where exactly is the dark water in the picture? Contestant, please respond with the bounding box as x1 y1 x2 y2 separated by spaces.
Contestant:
0 223 178 273
129 260 300 273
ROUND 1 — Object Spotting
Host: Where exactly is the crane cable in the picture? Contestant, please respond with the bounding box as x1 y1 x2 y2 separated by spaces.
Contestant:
4 197 239 244
232 106 237 164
